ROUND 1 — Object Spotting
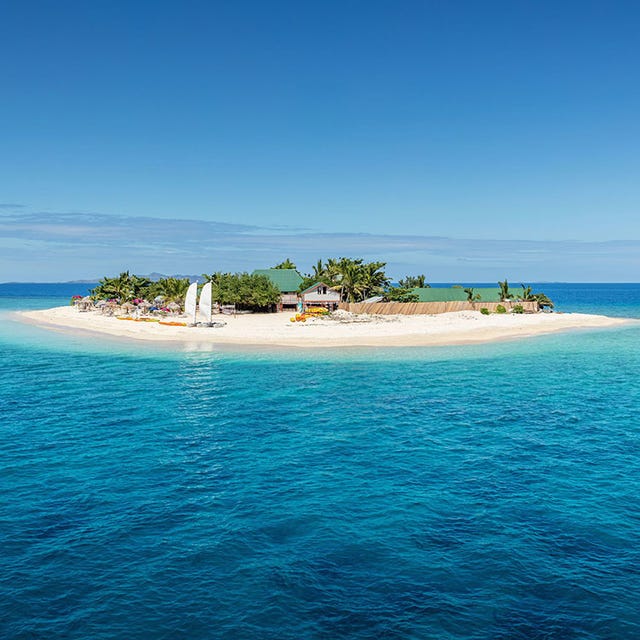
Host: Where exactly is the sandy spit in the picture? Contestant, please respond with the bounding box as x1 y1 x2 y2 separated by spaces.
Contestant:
17 306 632 349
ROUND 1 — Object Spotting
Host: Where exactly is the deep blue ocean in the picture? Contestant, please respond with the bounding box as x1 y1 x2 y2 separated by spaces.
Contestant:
1 283 640 639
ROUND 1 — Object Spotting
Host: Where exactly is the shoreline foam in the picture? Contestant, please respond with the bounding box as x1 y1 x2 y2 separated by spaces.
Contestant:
17 306 632 349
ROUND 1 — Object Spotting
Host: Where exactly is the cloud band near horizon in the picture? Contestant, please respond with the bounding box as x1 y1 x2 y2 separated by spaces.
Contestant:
0 211 638 282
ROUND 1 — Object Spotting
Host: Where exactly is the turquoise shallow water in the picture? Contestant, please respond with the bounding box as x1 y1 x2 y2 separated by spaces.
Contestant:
1 285 640 639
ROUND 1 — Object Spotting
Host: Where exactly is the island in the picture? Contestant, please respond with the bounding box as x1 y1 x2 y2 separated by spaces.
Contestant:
17 259 631 348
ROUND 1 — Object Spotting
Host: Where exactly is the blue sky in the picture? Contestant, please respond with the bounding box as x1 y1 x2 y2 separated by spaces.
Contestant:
1 1 639 281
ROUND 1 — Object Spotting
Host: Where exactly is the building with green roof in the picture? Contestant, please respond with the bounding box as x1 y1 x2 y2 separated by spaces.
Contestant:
253 268 304 309
411 287 504 303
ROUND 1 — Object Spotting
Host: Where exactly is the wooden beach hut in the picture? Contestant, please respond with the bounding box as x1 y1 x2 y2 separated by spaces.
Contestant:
300 282 340 311
252 268 304 311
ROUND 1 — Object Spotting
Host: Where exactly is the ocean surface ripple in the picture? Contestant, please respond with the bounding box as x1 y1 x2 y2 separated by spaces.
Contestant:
1 290 640 638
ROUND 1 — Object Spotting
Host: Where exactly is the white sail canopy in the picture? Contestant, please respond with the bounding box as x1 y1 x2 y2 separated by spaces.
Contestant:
184 282 198 325
198 282 212 324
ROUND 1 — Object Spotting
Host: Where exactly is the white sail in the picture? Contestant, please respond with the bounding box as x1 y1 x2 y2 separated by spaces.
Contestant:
198 281 212 324
184 282 198 325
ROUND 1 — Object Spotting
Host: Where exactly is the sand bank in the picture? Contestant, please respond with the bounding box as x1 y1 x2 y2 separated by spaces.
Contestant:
18 306 631 348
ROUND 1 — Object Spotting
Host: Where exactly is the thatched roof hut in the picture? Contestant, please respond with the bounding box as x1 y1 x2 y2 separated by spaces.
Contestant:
78 296 94 312
100 300 119 315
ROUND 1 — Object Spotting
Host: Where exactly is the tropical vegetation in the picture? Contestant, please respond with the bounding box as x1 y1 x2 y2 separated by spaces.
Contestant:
201 272 281 310
464 287 482 303
89 266 554 313
498 279 514 301
91 272 194 304
147 277 191 303
518 285 554 309
383 286 420 302
298 257 390 303
383 273 430 302
398 274 429 288
273 259 297 270
91 271 152 302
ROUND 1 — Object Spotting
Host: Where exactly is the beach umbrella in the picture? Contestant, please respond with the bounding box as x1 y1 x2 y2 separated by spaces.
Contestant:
167 302 181 313
77 296 94 311
137 300 152 314
101 300 118 315
122 302 135 312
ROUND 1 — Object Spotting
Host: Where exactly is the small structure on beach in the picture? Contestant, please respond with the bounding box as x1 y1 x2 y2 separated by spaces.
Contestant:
100 301 119 316
77 296 94 312
253 268 304 311
300 282 340 311
136 300 152 315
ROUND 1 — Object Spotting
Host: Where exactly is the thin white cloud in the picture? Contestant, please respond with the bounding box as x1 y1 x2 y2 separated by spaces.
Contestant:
1 211 639 282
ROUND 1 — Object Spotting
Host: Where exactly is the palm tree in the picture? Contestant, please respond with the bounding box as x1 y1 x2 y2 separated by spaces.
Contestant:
339 261 367 302
399 274 428 288
519 285 534 301
325 258 344 284
301 256 390 302
498 279 513 301
533 292 554 309
273 259 297 270
519 284 554 309
202 272 223 285
464 287 481 304
360 261 389 299
150 277 191 304
91 275 120 300
91 271 151 302
311 259 326 280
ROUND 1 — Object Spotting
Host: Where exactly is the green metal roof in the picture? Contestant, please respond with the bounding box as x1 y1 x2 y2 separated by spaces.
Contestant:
411 287 504 303
253 268 304 293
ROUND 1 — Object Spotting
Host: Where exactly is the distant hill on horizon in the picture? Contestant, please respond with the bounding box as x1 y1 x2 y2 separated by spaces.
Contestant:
1 278 578 286
0 273 202 285
0 279 100 285
145 272 201 283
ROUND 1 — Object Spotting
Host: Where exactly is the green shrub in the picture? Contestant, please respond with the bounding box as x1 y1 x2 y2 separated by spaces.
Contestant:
495 304 507 314
511 304 524 314
480 307 490 315
384 286 419 302
201 272 281 310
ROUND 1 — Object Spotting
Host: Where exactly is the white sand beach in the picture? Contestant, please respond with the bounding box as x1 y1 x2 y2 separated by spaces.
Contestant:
18 306 631 348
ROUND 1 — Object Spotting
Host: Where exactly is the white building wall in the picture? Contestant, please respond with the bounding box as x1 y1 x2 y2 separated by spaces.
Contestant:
303 290 340 303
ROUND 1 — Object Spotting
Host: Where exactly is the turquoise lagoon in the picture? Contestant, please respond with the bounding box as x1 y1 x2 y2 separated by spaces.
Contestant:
1 284 640 639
